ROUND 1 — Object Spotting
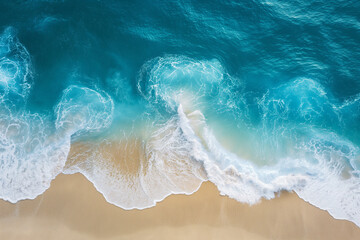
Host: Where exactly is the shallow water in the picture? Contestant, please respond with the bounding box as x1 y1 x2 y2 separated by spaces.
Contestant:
1 0 360 226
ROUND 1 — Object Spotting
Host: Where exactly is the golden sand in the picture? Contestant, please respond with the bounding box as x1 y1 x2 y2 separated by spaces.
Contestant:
1 173 359 240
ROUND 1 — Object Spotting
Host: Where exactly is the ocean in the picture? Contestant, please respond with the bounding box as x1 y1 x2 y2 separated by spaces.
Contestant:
1 0 360 226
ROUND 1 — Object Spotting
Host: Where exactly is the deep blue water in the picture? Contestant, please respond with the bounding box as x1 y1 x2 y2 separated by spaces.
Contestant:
1 0 360 226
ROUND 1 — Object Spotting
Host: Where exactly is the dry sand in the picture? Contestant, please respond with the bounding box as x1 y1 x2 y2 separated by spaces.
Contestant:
0 173 359 240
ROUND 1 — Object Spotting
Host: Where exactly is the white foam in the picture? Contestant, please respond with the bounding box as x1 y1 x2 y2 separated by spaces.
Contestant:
137 56 224 112
55 85 114 137
0 29 71 202
63 101 360 228
176 104 360 226
0 27 32 99
132 56 360 227
0 112 71 202
0 29 115 202
64 107 207 210
0 83 115 202
1 47 359 229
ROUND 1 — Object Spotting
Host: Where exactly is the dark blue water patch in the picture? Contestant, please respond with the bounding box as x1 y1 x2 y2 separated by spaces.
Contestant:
0 0 357 102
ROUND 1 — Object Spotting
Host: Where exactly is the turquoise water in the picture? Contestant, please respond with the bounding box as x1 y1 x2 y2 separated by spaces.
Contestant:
1 0 360 226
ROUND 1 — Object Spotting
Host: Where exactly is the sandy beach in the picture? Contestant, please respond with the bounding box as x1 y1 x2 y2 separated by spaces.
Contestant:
1 173 359 240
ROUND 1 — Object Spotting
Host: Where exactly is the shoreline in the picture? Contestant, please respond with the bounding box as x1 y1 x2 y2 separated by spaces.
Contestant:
1 173 360 240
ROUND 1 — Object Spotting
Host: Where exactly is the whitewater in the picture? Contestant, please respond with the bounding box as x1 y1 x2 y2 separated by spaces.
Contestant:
1 0 360 227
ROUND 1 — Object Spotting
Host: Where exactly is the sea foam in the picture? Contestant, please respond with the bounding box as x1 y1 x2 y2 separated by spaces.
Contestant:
0 29 115 202
62 56 360 228
0 28 70 202
1 47 360 227
134 56 360 226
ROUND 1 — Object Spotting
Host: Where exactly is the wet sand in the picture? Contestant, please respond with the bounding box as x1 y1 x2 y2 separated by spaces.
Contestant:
1 173 359 240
